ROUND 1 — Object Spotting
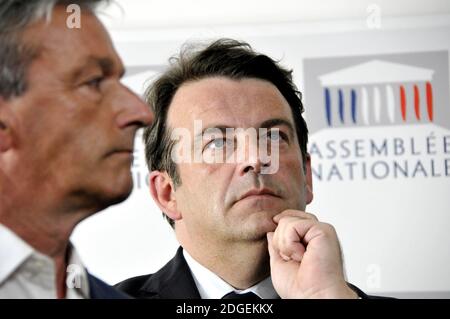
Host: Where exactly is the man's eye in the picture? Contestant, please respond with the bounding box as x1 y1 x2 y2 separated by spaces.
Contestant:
268 131 280 141
265 130 288 143
205 138 230 150
85 76 103 89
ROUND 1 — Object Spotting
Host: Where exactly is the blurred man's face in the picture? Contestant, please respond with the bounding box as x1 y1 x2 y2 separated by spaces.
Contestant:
167 77 312 243
7 7 153 209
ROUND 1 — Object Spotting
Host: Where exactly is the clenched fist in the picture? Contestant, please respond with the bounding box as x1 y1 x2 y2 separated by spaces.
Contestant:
267 210 358 299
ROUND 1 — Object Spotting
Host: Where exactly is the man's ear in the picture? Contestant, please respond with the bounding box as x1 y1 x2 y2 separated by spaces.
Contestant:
0 98 14 153
149 170 182 222
305 153 314 204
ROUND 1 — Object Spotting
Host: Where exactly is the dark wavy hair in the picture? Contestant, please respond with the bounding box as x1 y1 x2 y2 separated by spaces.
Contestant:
143 38 309 227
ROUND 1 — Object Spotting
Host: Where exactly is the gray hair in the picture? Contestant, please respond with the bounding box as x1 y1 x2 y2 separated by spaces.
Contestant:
0 0 108 99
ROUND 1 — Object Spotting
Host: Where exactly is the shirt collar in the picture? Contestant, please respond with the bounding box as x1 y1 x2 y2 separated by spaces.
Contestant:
0 223 34 285
183 249 279 299
0 223 89 298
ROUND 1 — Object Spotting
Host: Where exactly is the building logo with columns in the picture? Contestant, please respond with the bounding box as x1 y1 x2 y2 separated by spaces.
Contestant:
303 51 450 182
319 60 435 127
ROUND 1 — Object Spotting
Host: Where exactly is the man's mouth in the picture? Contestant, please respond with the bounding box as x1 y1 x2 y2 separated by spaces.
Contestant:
238 188 280 201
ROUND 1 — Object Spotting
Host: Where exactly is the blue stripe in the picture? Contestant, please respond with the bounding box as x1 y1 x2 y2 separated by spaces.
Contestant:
338 89 344 124
325 88 331 126
351 89 357 124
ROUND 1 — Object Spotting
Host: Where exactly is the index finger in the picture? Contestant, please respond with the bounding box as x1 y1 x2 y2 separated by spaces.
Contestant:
273 210 319 223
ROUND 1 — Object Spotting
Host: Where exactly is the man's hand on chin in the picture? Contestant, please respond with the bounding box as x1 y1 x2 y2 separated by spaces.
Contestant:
267 210 358 299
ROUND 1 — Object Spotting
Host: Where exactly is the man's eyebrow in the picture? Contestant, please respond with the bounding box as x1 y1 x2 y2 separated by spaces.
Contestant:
194 126 229 143
70 56 125 81
193 118 295 143
259 118 295 134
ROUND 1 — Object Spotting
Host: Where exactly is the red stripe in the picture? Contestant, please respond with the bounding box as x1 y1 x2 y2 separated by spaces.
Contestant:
414 85 420 120
426 82 433 121
400 85 406 122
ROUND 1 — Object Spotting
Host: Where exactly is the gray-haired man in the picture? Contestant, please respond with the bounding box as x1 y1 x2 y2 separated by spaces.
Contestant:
0 0 153 298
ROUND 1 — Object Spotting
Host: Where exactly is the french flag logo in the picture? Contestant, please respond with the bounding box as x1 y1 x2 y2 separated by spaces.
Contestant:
318 60 434 126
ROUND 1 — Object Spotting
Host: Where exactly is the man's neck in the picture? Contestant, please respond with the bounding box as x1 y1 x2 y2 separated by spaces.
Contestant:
0 197 91 299
1 205 77 252
179 234 270 289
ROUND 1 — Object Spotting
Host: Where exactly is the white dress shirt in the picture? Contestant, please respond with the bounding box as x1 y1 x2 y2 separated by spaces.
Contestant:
183 249 279 299
0 223 90 299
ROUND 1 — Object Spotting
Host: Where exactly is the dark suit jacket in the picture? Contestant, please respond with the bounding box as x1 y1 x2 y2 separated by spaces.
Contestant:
88 272 130 299
115 247 200 299
115 247 386 299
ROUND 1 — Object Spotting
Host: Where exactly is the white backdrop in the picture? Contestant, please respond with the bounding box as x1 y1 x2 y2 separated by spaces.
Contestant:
71 2 450 298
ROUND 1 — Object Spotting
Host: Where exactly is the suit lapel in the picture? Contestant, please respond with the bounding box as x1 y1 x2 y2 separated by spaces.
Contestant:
88 273 130 299
139 247 201 299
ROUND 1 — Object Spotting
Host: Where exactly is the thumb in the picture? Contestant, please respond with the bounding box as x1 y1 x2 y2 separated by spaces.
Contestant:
267 232 282 266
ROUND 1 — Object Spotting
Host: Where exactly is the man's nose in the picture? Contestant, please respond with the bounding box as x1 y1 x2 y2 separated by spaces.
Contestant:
240 160 262 175
116 86 154 128
237 139 271 176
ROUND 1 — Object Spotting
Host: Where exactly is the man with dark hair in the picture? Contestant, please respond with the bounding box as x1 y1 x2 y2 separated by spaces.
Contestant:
0 0 153 298
116 39 368 299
